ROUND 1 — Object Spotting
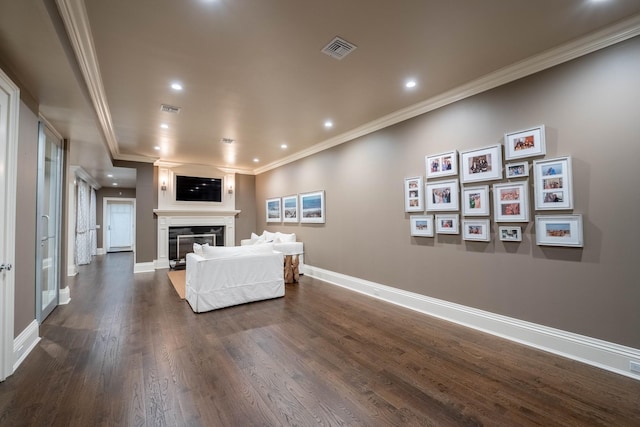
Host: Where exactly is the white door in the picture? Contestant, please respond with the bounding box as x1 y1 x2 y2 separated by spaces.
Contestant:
105 200 135 252
0 68 19 381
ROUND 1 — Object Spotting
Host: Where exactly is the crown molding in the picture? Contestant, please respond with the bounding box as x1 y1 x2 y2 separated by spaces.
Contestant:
70 165 101 189
254 12 640 175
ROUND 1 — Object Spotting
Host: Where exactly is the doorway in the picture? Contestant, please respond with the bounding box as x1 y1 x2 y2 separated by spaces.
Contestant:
103 198 135 253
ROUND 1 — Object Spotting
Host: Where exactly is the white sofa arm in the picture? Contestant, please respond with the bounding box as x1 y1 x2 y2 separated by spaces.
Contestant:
240 239 253 246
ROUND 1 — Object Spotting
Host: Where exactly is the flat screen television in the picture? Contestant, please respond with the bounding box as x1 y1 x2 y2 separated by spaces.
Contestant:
175 175 222 202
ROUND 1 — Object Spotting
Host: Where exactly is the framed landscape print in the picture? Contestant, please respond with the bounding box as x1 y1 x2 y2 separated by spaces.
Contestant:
282 195 299 223
505 161 529 179
426 179 459 212
460 145 503 183
410 215 434 237
425 150 458 179
535 214 583 247
499 226 522 242
300 190 325 223
462 219 490 242
404 176 424 212
533 156 573 210
493 181 529 223
462 185 490 216
435 214 459 234
266 198 281 223
504 125 546 160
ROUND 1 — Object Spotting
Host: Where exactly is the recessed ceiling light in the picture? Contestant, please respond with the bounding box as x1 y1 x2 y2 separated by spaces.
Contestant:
112 183 118 186
154 146 161 151
160 123 169 129
281 144 288 149
405 80 417 88
107 174 113 178
324 120 333 128
253 158 259 163
170 82 183 91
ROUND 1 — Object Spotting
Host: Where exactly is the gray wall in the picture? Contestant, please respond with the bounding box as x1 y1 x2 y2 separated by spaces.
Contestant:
14 100 38 336
95 187 136 249
234 174 257 245
256 36 640 348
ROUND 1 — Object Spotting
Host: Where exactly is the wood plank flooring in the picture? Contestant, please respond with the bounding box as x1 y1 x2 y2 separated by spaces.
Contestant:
0 252 639 426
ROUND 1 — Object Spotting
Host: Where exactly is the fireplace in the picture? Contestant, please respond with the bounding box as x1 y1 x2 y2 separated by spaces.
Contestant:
169 225 224 263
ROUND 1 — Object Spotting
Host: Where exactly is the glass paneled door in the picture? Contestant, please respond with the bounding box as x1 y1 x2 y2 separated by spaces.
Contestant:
36 123 63 323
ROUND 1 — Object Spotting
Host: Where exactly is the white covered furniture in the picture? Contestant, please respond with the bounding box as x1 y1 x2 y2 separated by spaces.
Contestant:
241 231 304 283
185 244 284 313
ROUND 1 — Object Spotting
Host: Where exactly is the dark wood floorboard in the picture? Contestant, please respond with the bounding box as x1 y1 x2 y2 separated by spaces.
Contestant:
0 252 639 426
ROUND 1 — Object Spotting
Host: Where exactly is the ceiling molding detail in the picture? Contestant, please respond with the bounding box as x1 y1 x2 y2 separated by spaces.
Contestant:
253 12 640 175
70 165 101 189
55 0 120 159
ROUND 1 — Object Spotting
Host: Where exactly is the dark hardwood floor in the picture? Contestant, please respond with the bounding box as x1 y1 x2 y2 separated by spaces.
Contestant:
0 252 638 426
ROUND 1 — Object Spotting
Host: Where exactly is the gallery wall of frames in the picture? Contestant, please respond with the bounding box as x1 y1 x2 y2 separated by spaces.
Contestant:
266 190 326 224
405 125 583 247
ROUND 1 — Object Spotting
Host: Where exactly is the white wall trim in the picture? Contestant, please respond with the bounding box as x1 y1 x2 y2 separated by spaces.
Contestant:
302 264 640 381
134 262 155 274
13 320 40 372
67 263 78 276
96 248 105 255
59 286 71 305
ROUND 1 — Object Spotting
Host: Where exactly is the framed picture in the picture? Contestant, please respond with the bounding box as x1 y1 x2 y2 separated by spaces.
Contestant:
462 219 491 242
425 150 458 178
460 145 503 183
426 179 459 211
300 190 325 223
504 125 546 160
462 185 489 216
499 226 522 242
493 181 529 223
410 215 434 237
404 176 424 212
266 197 281 223
535 214 583 247
435 214 459 234
533 156 573 210
282 195 299 223
505 161 529 178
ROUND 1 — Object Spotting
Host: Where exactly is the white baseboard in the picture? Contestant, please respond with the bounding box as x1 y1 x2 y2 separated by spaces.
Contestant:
97 247 105 255
302 264 640 381
134 262 155 274
155 259 170 270
13 320 40 372
59 286 71 305
67 263 78 276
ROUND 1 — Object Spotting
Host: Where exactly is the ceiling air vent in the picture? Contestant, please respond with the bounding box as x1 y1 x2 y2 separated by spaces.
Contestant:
220 138 235 144
160 104 181 114
321 36 357 60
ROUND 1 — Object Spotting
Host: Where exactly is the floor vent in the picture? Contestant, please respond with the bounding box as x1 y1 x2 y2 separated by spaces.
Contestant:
160 104 181 114
321 36 357 60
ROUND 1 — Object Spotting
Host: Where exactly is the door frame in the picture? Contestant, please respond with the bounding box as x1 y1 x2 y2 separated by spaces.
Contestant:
102 198 136 253
0 68 19 381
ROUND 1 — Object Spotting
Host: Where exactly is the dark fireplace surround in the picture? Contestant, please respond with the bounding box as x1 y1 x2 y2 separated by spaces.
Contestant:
168 225 225 263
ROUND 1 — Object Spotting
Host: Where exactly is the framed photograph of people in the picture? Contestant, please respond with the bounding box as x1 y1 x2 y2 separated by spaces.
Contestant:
504 125 546 160
462 219 491 242
493 181 529 222
499 226 522 242
435 214 459 234
300 190 325 223
535 214 583 247
404 176 424 212
505 161 529 179
410 215 434 237
425 150 458 179
533 156 573 210
426 179 459 212
462 185 489 216
282 195 299 223
266 197 281 223
460 145 503 183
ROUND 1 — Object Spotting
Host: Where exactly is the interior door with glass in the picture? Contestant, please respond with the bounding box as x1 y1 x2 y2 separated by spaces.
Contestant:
36 123 63 323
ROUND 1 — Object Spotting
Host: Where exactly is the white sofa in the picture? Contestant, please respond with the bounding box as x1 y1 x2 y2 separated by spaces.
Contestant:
185 244 284 313
241 231 304 283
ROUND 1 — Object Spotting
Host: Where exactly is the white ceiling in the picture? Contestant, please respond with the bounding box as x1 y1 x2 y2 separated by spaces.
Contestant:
1 0 640 188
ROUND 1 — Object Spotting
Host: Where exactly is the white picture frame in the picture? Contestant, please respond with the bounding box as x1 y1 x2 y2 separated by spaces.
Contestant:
282 195 299 223
462 185 490 216
535 214 583 247
425 150 458 179
504 125 546 160
462 219 491 242
499 226 522 242
426 179 459 212
505 161 530 179
493 181 530 223
300 190 325 223
460 144 503 183
404 176 424 212
266 197 281 223
533 156 573 210
410 215 434 237
435 214 459 234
